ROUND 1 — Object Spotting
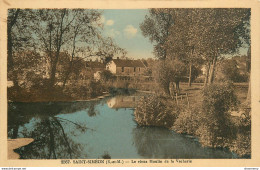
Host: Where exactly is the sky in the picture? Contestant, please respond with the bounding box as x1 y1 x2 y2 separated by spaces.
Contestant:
99 9 249 60
100 9 155 59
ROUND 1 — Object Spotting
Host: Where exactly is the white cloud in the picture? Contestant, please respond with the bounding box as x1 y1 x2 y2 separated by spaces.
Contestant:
124 25 138 38
106 19 114 26
106 29 120 38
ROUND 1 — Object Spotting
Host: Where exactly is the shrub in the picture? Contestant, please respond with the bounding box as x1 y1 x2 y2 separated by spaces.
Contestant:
229 105 251 157
172 105 202 135
202 82 238 115
99 70 115 82
195 83 239 147
134 95 179 128
67 79 104 99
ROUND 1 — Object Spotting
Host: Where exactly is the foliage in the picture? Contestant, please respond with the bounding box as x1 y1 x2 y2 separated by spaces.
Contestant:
68 80 104 99
202 82 238 115
229 105 251 157
172 106 202 135
8 9 126 97
141 8 251 86
192 83 238 147
135 95 179 128
140 9 174 59
99 70 115 83
221 59 248 82
153 59 186 95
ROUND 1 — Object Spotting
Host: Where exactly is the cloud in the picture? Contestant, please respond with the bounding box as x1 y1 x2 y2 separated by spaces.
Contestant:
106 19 114 26
124 25 138 38
106 29 120 38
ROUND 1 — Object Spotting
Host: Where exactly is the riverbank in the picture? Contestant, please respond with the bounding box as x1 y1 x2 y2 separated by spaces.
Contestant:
8 95 236 159
7 82 139 102
8 138 34 159
134 82 251 158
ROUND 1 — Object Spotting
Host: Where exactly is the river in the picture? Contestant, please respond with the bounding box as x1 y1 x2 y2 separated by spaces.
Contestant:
8 94 238 159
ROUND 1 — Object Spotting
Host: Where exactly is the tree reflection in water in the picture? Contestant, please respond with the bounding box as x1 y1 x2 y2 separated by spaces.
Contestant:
132 126 236 159
8 101 101 159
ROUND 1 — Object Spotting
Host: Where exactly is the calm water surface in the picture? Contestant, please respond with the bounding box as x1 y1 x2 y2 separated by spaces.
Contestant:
8 94 238 159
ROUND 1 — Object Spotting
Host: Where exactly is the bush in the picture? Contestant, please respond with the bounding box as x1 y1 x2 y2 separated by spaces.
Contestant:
172 105 202 135
229 105 251 157
202 82 238 115
68 80 104 99
134 95 179 128
221 59 249 82
195 83 239 147
99 70 115 83
174 83 240 148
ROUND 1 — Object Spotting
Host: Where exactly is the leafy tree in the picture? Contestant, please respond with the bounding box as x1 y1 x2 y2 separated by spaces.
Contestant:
8 9 126 93
140 8 250 88
140 9 174 59
8 9 34 89
221 59 247 82
154 59 186 95
198 9 250 85
166 9 204 87
99 70 114 83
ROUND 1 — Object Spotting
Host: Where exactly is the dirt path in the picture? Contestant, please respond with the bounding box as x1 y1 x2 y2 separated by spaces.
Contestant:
8 138 34 159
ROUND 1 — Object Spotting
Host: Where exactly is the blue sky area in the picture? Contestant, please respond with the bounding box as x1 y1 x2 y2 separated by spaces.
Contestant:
100 9 248 60
100 9 154 59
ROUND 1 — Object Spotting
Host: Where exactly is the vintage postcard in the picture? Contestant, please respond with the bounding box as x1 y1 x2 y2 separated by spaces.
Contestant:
0 0 260 168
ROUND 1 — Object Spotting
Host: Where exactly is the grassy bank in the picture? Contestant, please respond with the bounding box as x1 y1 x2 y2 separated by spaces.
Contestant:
7 79 142 102
134 82 251 157
8 80 106 102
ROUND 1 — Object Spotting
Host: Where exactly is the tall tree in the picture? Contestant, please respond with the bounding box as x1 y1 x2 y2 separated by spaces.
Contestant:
154 59 186 95
8 9 36 91
140 9 174 60
7 9 20 89
29 9 78 88
198 9 250 85
166 9 204 87
27 9 125 89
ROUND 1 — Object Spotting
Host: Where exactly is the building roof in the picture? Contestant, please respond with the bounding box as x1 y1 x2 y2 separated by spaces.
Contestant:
86 61 105 68
112 59 146 67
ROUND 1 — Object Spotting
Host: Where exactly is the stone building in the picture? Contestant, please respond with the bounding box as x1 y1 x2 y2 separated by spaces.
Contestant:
106 58 146 77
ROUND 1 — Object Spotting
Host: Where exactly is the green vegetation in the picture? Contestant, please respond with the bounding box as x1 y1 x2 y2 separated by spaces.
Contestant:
8 79 106 102
135 95 179 128
7 9 125 102
134 82 251 157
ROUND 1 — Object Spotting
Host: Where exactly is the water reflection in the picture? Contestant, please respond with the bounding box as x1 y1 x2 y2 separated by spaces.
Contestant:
107 95 141 108
8 101 101 159
132 127 236 159
8 95 238 159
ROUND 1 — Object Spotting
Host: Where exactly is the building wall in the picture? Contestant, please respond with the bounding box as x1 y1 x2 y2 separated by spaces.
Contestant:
116 66 145 76
106 61 117 74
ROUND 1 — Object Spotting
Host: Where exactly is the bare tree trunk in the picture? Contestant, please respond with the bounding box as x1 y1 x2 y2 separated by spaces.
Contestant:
176 81 180 94
188 62 192 87
164 82 171 96
62 61 73 89
204 61 211 87
7 9 20 89
48 10 66 88
208 57 217 84
62 26 79 89
246 47 251 104
246 73 251 104
49 56 59 88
